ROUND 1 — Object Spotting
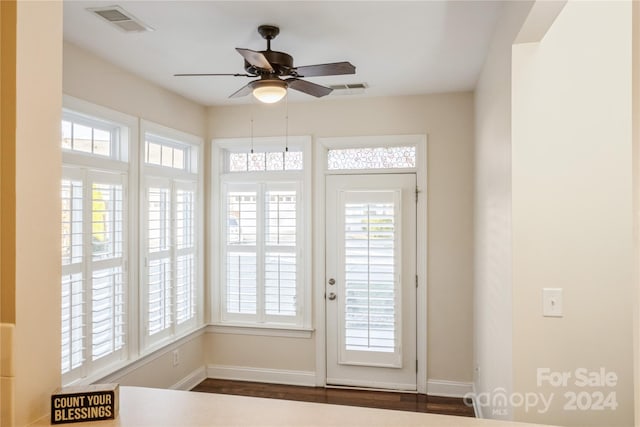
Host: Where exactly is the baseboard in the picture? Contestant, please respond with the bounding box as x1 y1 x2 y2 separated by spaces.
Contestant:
204 368 470 397
170 366 207 391
426 379 473 398
206 364 316 387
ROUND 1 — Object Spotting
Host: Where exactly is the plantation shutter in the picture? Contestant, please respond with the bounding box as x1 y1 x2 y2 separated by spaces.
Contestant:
146 183 173 337
144 178 199 344
176 183 196 325
264 189 297 317
61 169 128 381
222 182 301 324
343 200 397 353
90 179 126 363
61 176 85 377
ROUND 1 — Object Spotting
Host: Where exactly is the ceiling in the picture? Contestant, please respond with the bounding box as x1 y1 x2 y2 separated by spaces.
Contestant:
63 1 504 106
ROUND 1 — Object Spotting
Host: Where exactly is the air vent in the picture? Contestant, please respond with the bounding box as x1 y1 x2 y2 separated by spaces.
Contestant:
329 83 368 96
88 6 153 33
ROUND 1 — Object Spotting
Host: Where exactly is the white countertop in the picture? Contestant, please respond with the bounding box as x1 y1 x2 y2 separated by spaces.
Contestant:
32 386 554 427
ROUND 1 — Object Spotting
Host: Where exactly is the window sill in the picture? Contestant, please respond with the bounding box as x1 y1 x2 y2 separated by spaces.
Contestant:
206 323 314 338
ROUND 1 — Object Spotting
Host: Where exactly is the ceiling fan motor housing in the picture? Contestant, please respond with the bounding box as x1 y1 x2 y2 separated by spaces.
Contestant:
244 50 294 76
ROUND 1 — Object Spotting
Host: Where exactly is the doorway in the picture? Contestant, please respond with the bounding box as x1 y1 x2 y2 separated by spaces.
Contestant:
325 173 417 390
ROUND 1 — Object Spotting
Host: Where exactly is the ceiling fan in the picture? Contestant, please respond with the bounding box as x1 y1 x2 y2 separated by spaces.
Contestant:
175 25 356 103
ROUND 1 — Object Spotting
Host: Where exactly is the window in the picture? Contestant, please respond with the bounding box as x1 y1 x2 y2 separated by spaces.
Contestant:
62 110 127 160
212 137 312 330
145 134 191 170
60 97 204 385
61 103 132 384
327 146 416 170
228 150 303 172
142 122 202 349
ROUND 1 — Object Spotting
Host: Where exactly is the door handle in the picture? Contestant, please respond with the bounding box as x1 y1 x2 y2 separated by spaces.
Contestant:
327 292 336 301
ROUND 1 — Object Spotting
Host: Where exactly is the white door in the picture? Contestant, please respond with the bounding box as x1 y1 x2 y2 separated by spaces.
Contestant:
326 173 417 390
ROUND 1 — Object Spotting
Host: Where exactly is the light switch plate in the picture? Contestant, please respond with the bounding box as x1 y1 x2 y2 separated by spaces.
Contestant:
543 288 563 317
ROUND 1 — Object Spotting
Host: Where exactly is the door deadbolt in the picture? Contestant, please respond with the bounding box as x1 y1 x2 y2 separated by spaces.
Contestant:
328 278 335 285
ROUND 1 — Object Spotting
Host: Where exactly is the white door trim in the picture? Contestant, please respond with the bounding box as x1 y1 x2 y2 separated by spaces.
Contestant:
313 134 428 394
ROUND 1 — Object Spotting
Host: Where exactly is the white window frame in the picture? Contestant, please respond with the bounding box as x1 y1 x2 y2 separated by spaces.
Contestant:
61 95 139 386
211 136 313 335
313 134 428 393
140 120 204 353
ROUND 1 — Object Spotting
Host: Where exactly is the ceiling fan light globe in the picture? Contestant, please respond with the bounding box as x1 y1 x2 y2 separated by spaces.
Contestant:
253 84 287 104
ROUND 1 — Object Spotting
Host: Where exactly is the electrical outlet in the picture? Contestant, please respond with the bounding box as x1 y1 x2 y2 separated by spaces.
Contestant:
172 349 180 367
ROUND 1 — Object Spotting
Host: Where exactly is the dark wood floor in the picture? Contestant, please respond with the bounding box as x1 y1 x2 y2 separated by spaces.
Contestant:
192 379 475 418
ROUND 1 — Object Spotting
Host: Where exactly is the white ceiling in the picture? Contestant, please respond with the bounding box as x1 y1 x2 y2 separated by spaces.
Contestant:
63 1 504 106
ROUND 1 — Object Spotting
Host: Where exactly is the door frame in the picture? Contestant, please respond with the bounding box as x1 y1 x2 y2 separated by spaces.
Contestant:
313 134 428 394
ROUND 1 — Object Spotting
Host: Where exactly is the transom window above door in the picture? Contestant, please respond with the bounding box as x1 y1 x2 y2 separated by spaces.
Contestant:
327 146 416 170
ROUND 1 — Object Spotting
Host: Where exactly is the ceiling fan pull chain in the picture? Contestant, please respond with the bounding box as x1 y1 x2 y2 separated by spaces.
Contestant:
283 92 289 170
250 99 255 155
285 92 289 152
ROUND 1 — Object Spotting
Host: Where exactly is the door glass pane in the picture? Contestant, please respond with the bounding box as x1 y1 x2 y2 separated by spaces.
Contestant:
344 202 396 353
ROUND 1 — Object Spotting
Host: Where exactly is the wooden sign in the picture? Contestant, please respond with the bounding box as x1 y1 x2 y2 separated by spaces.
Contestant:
51 383 119 424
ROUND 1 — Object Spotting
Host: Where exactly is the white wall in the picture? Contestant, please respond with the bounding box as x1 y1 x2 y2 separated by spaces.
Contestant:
473 1 533 420
206 93 475 385
102 332 205 390
63 42 206 138
14 2 62 425
512 2 633 426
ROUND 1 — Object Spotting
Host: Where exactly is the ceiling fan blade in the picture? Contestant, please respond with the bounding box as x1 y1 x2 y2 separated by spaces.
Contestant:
174 73 253 77
236 48 274 72
228 81 256 98
285 78 332 98
294 61 355 77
